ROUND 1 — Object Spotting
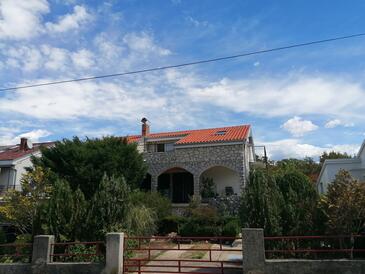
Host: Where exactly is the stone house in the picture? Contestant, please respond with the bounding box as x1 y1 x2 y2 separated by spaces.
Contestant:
126 118 255 204
317 139 365 194
0 138 53 195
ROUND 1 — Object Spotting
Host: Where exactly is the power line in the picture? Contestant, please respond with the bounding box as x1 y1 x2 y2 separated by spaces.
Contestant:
1 32 365 92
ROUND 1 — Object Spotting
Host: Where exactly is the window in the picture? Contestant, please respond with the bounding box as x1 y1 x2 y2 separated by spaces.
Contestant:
165 143 174 152
215 130 227 136
157 143 165 152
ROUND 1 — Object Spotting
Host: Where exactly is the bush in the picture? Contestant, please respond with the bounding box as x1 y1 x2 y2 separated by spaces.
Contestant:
200 177 216 199
222 220 240 237
130 191 171 221
158 215 186 235
179 221 221 237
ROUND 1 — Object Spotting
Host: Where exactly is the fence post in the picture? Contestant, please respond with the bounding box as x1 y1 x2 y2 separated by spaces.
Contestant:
32 235 54 264
105 232 125 274
242 228 265 274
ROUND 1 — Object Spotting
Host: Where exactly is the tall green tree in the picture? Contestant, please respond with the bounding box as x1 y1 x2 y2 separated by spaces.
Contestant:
86 175 132 240
240 169 282 236
32 136 147 198
321 170 365 235
43 180 87 241
275 169 318 235
320 151 352 164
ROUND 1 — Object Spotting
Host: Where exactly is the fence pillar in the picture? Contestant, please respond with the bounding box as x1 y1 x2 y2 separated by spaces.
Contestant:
242 228 265 274
32 235 54 264
105 232 124 274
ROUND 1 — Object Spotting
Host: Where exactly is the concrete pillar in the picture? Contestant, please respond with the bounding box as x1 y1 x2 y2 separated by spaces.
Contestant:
193 174 200 197
242 228 265 274
32 235 54 264
151 175 158 192
105 233 124 274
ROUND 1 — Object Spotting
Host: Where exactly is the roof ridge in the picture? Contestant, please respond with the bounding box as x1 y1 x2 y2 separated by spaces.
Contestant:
126 124 250 138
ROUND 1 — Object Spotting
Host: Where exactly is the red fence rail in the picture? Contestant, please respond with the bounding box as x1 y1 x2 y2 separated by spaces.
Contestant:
50 241 105 262
264 234 365 259
0 243 32 263
124 236 242 274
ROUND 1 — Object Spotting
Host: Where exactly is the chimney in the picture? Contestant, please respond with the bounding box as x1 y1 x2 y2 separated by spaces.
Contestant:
20 137 28 151
141 117 150 137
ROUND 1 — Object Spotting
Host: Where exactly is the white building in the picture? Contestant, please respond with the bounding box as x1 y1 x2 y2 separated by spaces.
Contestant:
317 140 365 194
0 138 53 195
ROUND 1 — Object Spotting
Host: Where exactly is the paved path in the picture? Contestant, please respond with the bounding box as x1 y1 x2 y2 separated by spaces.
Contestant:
128 243 243 274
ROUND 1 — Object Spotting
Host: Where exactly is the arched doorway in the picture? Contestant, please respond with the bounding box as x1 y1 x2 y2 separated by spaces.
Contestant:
200 166 240 197
158 167 194 203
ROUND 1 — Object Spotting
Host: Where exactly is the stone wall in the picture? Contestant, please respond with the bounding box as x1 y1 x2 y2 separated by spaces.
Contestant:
242 228 365 274
144 143 247 195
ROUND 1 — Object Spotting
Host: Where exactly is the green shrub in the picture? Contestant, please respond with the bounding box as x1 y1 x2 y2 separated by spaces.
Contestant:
158 215 186 235
179 221 220 237
222 220 240 237
200 177 216 199
130 191 171 221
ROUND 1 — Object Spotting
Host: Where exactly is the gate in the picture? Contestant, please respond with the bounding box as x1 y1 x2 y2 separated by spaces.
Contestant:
123 236 242 274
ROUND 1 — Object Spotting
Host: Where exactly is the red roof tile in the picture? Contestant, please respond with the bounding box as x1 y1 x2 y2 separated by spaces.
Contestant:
125 125 250 145
0 142 54 161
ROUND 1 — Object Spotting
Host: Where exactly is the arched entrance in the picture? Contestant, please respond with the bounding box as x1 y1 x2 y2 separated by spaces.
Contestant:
158 167 194 203
200 166 240 197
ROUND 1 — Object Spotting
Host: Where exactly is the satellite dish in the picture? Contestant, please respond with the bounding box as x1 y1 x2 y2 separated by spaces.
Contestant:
27 139 33 149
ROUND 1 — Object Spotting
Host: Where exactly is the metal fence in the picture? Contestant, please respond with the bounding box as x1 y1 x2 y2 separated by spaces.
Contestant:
264 235 365 259
123 236 242 274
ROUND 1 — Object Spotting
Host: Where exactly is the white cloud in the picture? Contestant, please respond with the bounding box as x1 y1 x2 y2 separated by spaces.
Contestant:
0 0 49 40
45 5 92 33
18 129 52 142
325 119 354 128
123 32 171 56
259 138 360 160
71 49 95 69
190 76 365 120
281 116 318 137
0 129 51 145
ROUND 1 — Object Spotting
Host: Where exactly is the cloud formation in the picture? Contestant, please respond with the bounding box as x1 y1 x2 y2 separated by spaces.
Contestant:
325 119 354 128
281 116 318 137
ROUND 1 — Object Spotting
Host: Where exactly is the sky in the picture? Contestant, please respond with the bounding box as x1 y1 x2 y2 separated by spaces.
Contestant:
0 0 365 160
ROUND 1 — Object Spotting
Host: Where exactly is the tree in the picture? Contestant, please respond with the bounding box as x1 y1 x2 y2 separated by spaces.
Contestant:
275 169 318 235
31 136 147 199
321 170 365 235
0 167 51 236
320 151 352 165
42 180 87 241
240 169 282 236
275 158 321 183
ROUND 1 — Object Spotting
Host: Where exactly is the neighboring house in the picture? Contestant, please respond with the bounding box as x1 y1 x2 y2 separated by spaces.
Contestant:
317 139 365 194
0 138 53 195
126 118 255 204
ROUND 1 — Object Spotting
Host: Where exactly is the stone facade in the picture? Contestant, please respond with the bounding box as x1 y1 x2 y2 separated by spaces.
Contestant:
144 143 249 196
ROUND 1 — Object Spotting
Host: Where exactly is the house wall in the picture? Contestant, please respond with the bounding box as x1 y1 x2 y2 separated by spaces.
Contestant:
0 167 12 190
144 143 247 196
200 166 241 195
13 157 34 191
318 160 365 193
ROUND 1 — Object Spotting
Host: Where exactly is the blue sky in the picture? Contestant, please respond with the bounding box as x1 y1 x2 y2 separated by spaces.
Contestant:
1 0 365 159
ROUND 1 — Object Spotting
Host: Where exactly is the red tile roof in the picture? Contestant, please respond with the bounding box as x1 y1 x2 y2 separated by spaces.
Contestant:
125 125 250 145
0 142 54 161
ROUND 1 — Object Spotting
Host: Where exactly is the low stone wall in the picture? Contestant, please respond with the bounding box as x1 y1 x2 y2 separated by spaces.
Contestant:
0 233 124 274
0 263 103 274
265 259 365 274
242 228 365 274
